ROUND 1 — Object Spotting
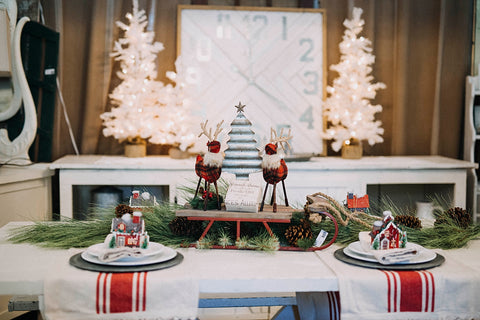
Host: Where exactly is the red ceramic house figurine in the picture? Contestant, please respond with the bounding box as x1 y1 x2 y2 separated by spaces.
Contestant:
371 211 407 250
108 211 149 249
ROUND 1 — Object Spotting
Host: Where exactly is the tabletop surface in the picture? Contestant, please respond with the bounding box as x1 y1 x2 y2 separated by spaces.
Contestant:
50 155 477 171
0 222 338 296
2 222 480 297
3 221 480 320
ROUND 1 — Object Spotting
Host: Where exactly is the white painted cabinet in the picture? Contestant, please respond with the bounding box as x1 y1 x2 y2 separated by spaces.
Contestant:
51 155 475 219
0 163 54 227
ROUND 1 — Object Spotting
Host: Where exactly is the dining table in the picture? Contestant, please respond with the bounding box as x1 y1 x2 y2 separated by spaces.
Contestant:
1 221 479 320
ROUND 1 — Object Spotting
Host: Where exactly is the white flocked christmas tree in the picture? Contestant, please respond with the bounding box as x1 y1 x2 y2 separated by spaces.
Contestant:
101 0 196 151
101 0 165 145
149 56 197 151
322 7 386 152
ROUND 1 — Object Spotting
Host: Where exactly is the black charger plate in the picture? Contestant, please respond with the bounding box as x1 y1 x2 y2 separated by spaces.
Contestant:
70 251 183 273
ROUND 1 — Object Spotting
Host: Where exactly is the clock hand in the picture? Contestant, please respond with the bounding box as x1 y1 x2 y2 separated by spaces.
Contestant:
251 81 289 111
231 65 252 83
232 65 289 111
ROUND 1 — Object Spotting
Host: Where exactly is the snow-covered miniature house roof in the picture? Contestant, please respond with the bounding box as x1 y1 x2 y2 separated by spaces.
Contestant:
378 220 400 239
129 192 158 208
111 216 145 234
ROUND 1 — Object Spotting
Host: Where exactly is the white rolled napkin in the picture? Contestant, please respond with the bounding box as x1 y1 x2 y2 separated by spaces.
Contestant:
97 247 145 262
372 248 418 265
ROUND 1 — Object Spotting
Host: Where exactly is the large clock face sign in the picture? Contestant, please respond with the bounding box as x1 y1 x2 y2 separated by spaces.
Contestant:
178 5 326 155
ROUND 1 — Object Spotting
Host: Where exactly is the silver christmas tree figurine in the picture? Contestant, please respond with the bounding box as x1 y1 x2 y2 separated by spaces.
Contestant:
222 102 262 179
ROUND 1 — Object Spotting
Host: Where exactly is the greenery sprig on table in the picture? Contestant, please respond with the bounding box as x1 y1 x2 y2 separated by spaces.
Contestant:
8 204 192 249
7 186 480 251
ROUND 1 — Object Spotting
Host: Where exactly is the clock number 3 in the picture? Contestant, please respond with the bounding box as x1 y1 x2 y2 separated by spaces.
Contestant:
299 38 318 128
303 71 318 95
300 38 318 94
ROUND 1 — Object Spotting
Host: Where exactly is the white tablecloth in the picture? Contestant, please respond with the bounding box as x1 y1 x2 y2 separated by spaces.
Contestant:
296 243 480 320
2 222 480 319
42 249 199 320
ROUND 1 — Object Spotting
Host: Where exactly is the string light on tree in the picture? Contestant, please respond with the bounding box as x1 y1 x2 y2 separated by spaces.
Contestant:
149 56 197 151
101 0 164 145
322 7 386 152
101 0 197 151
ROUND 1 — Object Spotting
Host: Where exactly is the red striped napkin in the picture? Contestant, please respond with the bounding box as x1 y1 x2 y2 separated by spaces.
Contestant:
382 270 435 313
95 272 149 315
43 251 198 320
297 246 480 320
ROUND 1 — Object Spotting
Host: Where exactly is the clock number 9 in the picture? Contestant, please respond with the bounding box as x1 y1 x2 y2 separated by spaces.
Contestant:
196 37 212 62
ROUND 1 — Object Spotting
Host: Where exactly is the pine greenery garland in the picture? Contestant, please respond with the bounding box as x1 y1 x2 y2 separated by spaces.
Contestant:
248 232 280 251
235 236 250 249
8 203 191 248
8 218 112 249
217 229 233 248
6 186 480 251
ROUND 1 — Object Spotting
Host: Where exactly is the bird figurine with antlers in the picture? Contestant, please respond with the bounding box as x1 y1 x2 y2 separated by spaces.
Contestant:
194 119 225 210
260 128 293 212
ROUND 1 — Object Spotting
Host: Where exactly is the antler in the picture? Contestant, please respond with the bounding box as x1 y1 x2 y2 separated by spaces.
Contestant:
270 127 293 150
199 120 224 141
198 120 212 140
213 120 224 140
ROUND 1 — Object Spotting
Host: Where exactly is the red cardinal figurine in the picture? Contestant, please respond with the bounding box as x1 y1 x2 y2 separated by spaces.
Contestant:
194 120 224 210
260 128 292 212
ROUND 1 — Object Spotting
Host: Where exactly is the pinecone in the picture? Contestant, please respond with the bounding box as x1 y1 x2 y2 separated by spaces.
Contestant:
394 215 422 229
285 219 313 246
435 207 472 229
169 217 204 238
115 204 133 217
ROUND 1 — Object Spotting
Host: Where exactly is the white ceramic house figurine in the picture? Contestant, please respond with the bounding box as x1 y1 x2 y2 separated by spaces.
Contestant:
0 0 37 165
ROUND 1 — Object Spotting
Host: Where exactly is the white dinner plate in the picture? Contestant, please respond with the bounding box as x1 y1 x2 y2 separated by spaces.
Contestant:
81 245 177 266
86 242 164 260
349 241 420 257
344 241 436 264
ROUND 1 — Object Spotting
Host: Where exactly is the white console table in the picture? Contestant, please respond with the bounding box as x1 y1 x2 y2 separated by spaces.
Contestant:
50 155 477 220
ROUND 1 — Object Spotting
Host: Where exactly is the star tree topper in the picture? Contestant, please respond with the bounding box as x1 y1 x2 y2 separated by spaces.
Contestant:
235 102 246 113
